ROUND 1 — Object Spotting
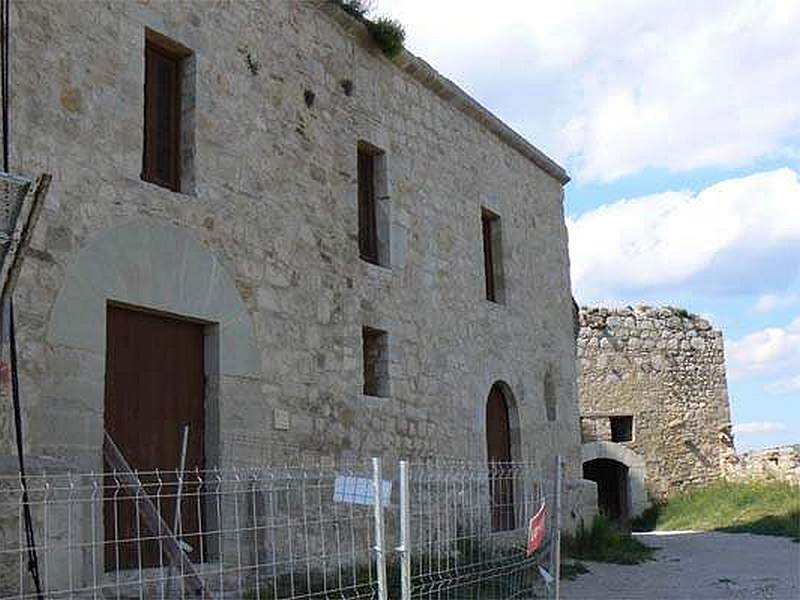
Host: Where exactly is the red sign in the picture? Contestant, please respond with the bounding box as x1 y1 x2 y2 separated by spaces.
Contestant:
527 501 546 556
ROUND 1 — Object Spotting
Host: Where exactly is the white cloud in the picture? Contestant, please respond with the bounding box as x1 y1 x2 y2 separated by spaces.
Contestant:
727 316 800 380
733 421 787 435
376 0 800 182
567 168 800 303
754 292 800 314
766 375 800 394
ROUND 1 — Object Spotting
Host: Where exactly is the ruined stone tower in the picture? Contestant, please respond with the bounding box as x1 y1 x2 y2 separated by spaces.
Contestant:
577 305 734 519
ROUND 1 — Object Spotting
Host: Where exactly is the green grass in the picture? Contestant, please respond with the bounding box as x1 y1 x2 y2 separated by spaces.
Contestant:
563 516 655 564
631 480 800 541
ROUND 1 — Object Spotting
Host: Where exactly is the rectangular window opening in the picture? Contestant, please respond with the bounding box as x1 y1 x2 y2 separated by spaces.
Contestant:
142 30 195 193
358 142 389 266
610 415 634 443
362 326 390 398
482 209 504 303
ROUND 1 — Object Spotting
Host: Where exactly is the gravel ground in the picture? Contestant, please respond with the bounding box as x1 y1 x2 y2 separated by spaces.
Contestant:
561 531 800 600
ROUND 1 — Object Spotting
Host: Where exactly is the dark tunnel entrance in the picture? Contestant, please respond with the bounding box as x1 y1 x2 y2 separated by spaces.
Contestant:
583 458 630 523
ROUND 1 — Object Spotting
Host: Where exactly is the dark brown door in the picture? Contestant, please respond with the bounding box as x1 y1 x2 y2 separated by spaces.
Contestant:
486 386 514 531
104 305 205 569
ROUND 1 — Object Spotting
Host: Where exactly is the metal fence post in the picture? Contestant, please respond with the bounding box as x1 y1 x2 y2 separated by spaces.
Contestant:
397 460 411 600
372 457 388 600
554 455 563 600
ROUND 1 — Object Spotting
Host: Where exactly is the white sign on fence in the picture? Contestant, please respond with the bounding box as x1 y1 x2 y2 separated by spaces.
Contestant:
333 475 392 506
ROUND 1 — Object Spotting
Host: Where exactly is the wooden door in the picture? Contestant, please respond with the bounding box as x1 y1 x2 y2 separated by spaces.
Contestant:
104 305 205 569
486 386 514 531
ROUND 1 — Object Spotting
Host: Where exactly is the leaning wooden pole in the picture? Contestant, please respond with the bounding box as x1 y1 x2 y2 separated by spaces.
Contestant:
103 430 213 598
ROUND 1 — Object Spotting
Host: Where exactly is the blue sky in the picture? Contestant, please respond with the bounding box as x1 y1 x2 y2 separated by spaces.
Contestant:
378 0 800 451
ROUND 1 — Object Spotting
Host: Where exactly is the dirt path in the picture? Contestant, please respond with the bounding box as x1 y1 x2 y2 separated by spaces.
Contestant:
561 531 800 600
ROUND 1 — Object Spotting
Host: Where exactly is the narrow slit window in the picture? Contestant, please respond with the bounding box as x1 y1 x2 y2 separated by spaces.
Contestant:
357 142 389 266
362 327 390 397
142 32 194 193
482 209 504 303
358 145 377 263
544 370 557 421
610 416 634 442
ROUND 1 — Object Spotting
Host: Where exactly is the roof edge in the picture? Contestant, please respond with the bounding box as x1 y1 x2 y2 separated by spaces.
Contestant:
319 2 570 185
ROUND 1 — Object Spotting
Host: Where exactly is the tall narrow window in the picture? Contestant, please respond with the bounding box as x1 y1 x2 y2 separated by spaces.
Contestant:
358 145 377 263
362 327 390 397
544 370 557 421
142 32 194 192
358 142 390 266
482 209 504 302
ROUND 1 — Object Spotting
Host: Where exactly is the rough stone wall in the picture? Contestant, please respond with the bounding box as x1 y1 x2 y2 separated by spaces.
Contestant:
577 306 733 499
3 0 582 498
725 445 800 483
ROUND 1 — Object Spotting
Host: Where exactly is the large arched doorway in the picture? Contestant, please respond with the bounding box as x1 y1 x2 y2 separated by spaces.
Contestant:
583 458 630 523
486 383 515 531
46 220 261 570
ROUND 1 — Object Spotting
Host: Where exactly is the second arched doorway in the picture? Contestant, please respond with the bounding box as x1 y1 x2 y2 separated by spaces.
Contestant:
486 382 516 531
582 441 649 520
583 458 629 523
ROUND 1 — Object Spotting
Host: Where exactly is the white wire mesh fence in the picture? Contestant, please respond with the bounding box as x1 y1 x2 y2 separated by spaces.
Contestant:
0 463 380 599
400 461 555 600
0 458 561 599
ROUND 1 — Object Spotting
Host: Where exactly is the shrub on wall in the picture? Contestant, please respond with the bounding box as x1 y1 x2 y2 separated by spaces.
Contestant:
331 0 406 58
366 17 406 58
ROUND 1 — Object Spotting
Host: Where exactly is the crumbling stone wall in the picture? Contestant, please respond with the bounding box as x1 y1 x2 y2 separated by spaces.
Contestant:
577 306 733 499
725 445 800 483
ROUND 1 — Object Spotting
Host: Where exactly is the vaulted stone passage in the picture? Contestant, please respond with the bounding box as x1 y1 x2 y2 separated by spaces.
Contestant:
583 458 629 523
581 441 649 518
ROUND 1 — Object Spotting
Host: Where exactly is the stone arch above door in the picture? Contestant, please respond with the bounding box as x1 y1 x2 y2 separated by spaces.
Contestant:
582 441 649 518
47 219 259 377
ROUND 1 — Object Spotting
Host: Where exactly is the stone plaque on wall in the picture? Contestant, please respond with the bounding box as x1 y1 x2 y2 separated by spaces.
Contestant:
273 408 290 431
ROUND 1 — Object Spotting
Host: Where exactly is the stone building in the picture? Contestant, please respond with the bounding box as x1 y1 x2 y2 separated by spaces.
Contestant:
2 0 589 526
577 306 733 520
